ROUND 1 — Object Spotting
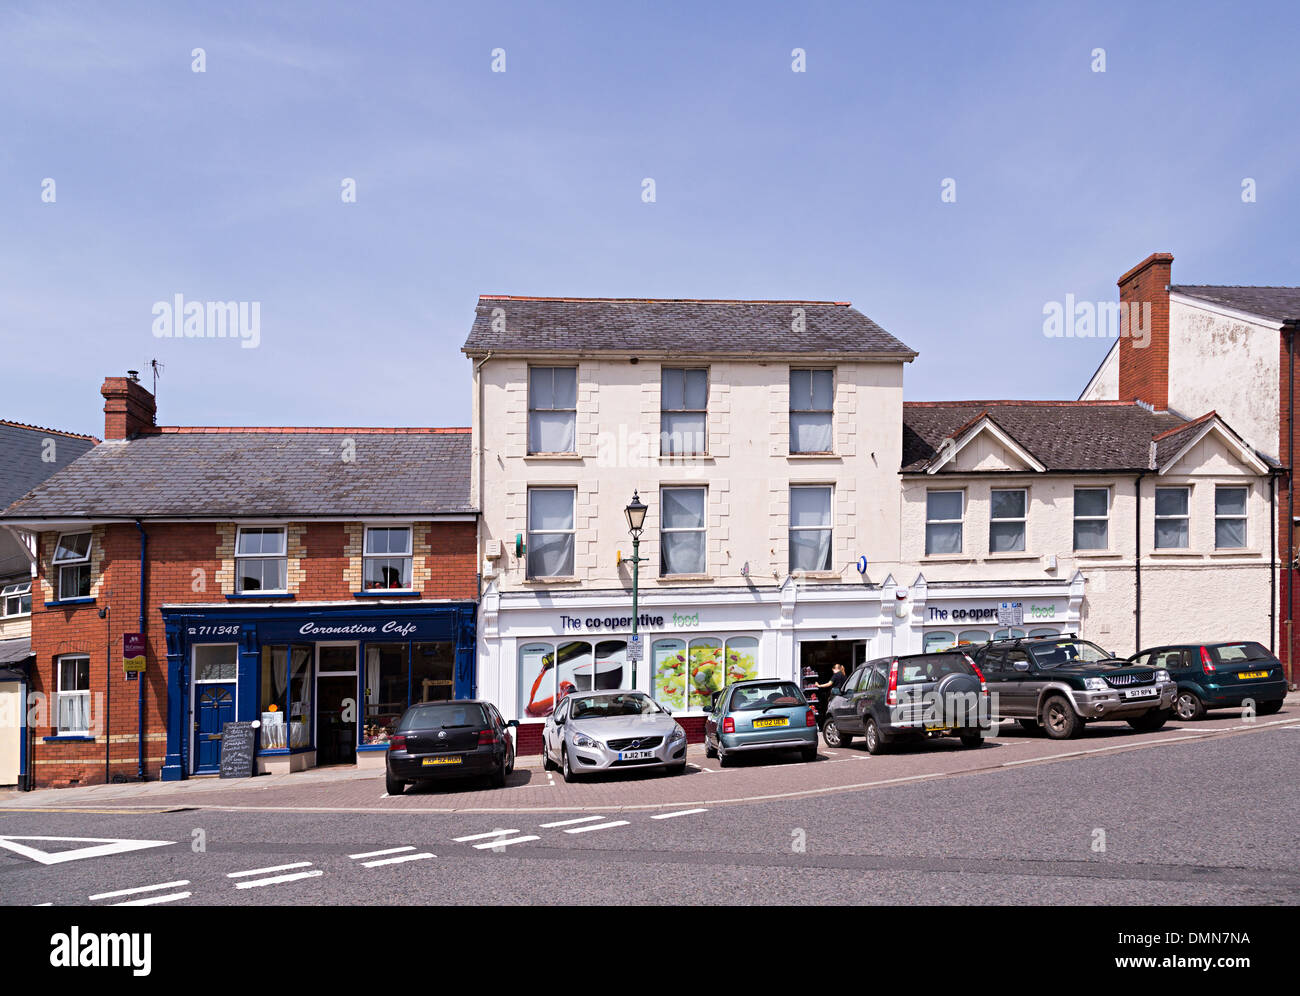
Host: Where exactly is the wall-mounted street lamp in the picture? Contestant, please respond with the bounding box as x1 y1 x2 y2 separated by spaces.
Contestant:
623 491 648 642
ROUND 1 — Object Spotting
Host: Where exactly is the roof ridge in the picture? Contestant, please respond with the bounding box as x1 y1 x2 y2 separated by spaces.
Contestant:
478 295 852 306
151 426 470 434
1151 410 1217 441
904 399 1139 408
1174 284 1300 291
0 419 100 442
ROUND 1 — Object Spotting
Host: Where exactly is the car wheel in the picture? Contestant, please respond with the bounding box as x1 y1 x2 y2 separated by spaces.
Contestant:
1017 718 1041 733
669 762 687 776
1257 699 1283 716
864 717 887 755
822 718 851 748
1127 709 1170 733
385 771 405 796
506 747 515 775
718 745 734 768
801 747 818 763
959 732 983 748
490 758 508 788
1041 695 1081 739
1175 690 1206 722
704 738 717 759
561 747 580 783
541 741 557 771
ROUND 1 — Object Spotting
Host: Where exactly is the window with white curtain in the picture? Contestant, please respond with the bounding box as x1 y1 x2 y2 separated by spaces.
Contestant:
1215 486 1248 549
660 368 708 456
1073 488 1110 551
660 487 706 575
57 654 91 735
527 488 576 578
925 491 963 555
1155 487 1190 549
989 489 1026 553
789 369 834 454
789 485 833 572
528 366 577 454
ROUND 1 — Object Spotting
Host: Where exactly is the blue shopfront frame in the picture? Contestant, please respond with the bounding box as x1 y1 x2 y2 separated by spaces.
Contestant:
160 601 476 781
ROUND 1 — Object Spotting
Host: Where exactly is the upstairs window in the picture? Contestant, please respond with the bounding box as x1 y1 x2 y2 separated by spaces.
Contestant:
789 369 834 454
989 489 1027 553
527 488 576 578
660 368 708 456
1073 488 1110 551
363 527 413 590
1 581 31 617
53 532 91 600
1215 486 1248 549
528 366 578 454
660 487 707 575
236 527 288 592
1154 487 1190 549
789 485 833 572
925 491 964 555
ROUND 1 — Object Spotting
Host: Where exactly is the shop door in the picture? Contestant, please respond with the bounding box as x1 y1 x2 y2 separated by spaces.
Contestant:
315 644 359 766
195 683 235 774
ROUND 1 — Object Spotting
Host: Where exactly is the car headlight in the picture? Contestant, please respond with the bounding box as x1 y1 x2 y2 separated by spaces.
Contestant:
669 724 686 742
572 732 601 749
1083 677 1108 692
1155 670 1170 683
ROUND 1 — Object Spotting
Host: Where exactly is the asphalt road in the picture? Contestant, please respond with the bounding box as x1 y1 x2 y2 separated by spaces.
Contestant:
3 721 1297 906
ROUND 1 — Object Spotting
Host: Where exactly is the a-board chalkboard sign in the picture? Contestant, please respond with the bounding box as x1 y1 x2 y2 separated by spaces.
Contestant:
218 721 258 779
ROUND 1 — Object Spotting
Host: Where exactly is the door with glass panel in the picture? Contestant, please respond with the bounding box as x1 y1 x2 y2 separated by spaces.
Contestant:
315 644 358 766
192 644 238 774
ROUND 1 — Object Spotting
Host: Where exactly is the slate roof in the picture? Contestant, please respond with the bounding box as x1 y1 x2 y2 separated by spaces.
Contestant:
0 637 32 667
1172 285 1300 324
462 296 916 358
901 401 1259 473
0 421 98 508
0 429 475 520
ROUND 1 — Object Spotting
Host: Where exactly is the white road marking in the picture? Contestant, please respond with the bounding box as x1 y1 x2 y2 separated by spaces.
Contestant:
564 820 630 834
0 835 175 866
362 852 435 868
227 861 313 878
688 764 714 773
113 891 192 906
349 846 415 860
651 808 707 820
539 815 606 828
453 828 519 842
89 880 190 901
999 735 1203 766
235 870 323 890
473 835 539 849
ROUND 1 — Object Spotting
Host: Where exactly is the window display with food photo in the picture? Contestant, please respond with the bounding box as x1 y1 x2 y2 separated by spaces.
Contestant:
653 635 759 711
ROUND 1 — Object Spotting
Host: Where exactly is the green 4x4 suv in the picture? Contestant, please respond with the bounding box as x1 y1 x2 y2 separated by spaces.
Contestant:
968 636 1176 740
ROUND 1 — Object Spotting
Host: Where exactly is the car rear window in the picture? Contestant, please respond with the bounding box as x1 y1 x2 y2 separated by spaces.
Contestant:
896 654 974 684
1210 642 1271 663
397 703 487 730
729 683 804 711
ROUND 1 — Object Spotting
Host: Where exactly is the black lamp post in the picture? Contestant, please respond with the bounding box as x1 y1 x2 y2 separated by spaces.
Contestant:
624 491 648 641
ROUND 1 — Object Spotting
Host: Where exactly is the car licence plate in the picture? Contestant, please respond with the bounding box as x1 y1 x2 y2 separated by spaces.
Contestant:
1120 687 1157 699
753 717 789 729
619 750 654 761
1238 671 1268 680
422 756 463 766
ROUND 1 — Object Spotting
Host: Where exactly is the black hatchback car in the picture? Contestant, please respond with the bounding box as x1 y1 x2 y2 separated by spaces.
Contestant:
1130 641 1287 721
822 651 991 754
385 700 517 794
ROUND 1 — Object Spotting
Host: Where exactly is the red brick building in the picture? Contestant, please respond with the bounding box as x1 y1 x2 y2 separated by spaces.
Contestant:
2 374 479 787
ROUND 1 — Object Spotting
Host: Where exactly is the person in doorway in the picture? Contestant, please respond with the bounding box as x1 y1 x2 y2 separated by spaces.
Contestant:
817 662 848 697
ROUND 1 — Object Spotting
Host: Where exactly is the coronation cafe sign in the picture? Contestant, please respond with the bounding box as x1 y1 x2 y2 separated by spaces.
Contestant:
298 620 418 637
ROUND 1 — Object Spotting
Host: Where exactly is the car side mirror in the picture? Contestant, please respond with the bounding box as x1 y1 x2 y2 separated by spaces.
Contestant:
1013 660 1031 672
507 719 519 728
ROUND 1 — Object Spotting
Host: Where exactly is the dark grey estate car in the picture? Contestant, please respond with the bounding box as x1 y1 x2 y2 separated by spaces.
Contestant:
967 636 1176 739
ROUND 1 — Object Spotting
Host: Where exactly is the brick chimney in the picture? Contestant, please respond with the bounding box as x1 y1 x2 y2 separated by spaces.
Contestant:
101 370 157 440
1117 252 1173 410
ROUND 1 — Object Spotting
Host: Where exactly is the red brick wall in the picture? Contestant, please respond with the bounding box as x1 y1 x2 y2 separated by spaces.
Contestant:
423 521 477 600
1117 252 1173 411
300 523 348 599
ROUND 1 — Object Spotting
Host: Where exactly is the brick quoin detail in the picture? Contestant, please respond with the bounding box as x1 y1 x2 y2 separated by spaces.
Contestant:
1117 252 1173 411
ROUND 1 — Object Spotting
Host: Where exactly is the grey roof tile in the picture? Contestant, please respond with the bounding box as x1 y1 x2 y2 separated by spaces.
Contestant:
1172 285 1300 323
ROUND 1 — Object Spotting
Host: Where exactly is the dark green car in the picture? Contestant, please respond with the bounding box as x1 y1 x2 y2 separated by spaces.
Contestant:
1129 641 1287 721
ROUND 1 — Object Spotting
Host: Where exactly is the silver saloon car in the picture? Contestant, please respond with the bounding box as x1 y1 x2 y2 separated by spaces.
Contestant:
541 690 688 782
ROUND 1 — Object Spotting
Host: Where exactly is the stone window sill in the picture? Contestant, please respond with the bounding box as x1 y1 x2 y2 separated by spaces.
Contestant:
655 574 713 583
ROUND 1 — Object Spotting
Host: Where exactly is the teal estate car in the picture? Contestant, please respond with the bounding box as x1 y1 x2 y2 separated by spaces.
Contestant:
1130 641 1287 721
702 678 819 767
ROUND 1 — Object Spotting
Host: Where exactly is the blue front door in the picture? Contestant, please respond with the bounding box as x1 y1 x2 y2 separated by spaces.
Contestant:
195 683 235 773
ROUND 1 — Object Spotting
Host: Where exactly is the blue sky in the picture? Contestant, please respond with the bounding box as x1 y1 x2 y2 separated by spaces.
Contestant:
3 1 1297 437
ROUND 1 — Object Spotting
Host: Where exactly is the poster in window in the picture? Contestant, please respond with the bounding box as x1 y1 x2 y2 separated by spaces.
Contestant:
688 638 725 707
519 642 557 718
652 639 687 711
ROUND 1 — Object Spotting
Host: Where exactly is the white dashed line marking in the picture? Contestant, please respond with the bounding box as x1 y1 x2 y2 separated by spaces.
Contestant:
651 808 707 820
227 862 313 878
234 870 323 890
453 829 519 842
349 846 415 860
113 891 192 906
538 815 607 828
473 835 539 849
89 880 190 901
362 852 435 868
564 820 630 834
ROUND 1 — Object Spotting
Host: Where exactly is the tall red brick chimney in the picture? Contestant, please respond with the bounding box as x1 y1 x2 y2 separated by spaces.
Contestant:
1117 252 1173 410
101 370 157 440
